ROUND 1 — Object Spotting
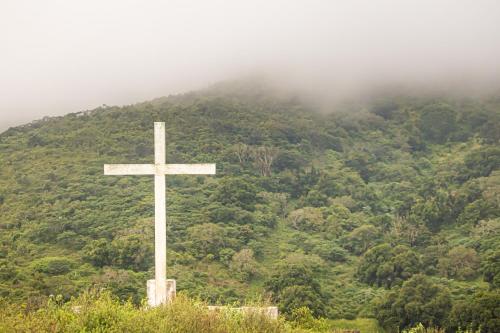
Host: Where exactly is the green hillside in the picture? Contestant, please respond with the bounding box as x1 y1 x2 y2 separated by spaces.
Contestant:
0 81 499 332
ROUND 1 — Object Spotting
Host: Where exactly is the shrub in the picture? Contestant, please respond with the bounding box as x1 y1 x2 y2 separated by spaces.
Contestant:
437 246 480 280
481 250 500 288
0 290 287 333
343 224 380 255
418 103 457 144
448 291 500 333
288 207 325 232
265 264 327 317
374 274 452 331
31 257 76 275
357 244 422 288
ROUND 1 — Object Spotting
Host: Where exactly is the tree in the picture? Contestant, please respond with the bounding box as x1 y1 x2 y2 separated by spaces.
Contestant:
448 291 500 333
31 257 76 276
389 215 429 247
264 264 327 317
410 189 454 231
418 103 457 143
304 190 328 207
313 243 348 262
230 249 259 281
0 260 17 281
375 274 452 331
258 191 289 219
345 149 375 181
438 245 480 280
357 244 422 288
482 250 500 289
273 150 306 172
391 246 423 283
27 134 46 147
344 224 380 255
218 248 236 266
187 223 227 259
92 268 143 304
253 146 278 176
112 235 153 271
83 239 113 267
233 143 252 166
207 204 256 225
211 177 258 211
288 207 325 232
371 101 399 120
459 200 498 226
357 243 393 287
463 146 500 179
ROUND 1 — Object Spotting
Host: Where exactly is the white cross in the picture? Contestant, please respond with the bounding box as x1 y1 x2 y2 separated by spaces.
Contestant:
104 122 216 305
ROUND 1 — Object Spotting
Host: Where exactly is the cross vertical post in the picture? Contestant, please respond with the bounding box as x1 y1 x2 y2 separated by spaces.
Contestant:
154 122 167 305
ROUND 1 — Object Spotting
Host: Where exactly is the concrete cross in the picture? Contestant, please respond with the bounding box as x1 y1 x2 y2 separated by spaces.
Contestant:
104 122 216 306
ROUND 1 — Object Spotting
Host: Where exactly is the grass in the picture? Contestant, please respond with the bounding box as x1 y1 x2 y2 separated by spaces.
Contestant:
0 289 389 333
327 318 384 333
0 290 286 333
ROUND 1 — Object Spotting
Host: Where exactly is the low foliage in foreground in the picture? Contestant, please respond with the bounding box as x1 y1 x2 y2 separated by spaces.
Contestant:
289 306 384 332
0 290 389 333
0 289 487 333
0 291 288 333
401 323 480 333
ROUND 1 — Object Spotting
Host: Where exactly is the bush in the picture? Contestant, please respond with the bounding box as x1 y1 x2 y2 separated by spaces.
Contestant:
448 291 500 333
265 264 327 317
288 207 325 232
374 274 452 331
482 250 500 289
357 244 422 288
418 103 457 144
0 290 287 333
437 246 480 280
31 257 76 275
463 146 500 179
211 177 259 211
343 224 380 255
313 243 348 262
230 249 259 281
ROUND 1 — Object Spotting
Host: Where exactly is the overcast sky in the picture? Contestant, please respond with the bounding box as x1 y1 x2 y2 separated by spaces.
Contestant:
1 0 500 130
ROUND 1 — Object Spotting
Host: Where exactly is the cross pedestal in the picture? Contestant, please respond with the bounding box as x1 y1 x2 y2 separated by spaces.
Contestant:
104 122 216 306
147 279 176 306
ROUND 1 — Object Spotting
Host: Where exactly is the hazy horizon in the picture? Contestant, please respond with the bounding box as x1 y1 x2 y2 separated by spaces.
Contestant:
1 0 500 131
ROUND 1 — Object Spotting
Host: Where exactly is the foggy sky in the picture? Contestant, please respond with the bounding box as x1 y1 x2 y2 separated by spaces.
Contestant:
1 0 500 131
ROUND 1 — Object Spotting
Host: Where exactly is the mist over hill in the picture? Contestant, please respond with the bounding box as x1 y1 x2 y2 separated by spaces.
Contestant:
2 1 500 131
0 83 499 332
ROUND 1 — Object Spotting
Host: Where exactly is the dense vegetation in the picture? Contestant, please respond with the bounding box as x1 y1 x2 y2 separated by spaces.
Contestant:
0 291 287 333
0 289 464 333
0 81 499 332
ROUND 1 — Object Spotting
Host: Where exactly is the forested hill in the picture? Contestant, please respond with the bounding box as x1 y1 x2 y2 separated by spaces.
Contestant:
0 82 499 332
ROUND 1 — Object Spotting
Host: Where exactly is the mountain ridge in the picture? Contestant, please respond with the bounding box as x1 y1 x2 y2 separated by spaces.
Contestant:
0 83 498 331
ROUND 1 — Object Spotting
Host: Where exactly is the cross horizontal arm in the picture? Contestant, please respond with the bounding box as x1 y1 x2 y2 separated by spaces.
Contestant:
104 164 155 175
104 164 216 175
163 164 216 175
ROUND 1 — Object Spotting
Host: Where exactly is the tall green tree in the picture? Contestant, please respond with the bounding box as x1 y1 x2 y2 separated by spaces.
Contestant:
375 274 452 330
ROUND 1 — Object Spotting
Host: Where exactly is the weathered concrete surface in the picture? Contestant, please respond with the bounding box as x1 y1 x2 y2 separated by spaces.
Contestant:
104 163 216 175
154 122 167 305
207 305 279 319
147 279 176 307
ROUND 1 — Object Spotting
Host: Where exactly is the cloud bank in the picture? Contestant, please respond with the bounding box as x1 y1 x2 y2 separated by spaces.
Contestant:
1 0 499 129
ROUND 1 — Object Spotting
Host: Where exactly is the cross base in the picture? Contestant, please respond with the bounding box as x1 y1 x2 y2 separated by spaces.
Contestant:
147 279 176 307
207 306 279 319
